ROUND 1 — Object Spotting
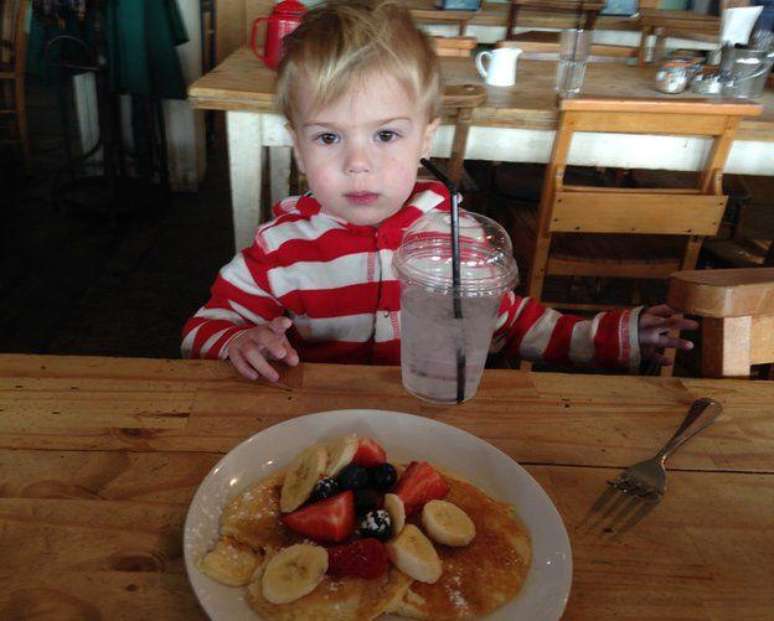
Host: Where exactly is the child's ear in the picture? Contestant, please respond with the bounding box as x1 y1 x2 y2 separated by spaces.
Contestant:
287 122 306 175
421 117 441 159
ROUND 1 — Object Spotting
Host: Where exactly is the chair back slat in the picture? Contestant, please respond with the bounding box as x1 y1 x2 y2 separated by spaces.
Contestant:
549 192 726 235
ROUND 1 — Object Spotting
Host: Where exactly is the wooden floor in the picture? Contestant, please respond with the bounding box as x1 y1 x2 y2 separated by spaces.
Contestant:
2 77 773 376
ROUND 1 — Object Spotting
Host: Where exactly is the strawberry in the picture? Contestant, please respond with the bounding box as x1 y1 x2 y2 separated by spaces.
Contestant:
281 491 355 543
352 437 387 468
328 538 389 579
393 461 449 516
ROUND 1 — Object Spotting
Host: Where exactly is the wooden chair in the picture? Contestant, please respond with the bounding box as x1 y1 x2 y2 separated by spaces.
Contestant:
667 267 774 378
515 97 761 321
505 0 605 41
0 0 30 167
428 38 485 188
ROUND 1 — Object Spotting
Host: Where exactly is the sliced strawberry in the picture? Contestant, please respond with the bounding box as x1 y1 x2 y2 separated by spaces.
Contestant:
281 491 355 543
393 461 449 515
328 538 389 579
352 437 387 468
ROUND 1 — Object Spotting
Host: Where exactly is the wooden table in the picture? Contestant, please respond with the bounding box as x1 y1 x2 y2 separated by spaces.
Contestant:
2 353 774 619
189 47 774 250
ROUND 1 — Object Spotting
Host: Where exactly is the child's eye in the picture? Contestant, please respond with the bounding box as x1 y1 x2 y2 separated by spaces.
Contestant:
376 130 399 143
314 133 340 145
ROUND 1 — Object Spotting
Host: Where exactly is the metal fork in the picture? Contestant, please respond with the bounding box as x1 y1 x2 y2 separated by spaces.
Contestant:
608 398 723 501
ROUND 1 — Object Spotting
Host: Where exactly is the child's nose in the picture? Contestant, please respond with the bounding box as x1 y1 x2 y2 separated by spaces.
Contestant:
344 143 372 174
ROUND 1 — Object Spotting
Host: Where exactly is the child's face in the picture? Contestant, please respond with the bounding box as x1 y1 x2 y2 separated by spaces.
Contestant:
289 71 439 227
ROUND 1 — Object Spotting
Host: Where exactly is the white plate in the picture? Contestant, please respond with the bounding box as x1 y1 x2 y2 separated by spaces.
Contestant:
184 409 572 620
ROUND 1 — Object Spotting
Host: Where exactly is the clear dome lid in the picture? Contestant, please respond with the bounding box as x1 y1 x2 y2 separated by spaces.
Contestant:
393 210 519 295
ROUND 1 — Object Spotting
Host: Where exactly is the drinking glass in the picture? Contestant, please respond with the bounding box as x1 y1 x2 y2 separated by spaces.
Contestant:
555 29 592 97
393 211 518 404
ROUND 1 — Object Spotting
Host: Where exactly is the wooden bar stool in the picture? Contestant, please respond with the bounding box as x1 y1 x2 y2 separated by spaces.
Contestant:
668 267 774 378
427 38 485 188
0 0 30 168
505 0 604 41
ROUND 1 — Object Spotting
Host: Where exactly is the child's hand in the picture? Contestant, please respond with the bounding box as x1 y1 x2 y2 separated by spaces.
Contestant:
638 304 699 366
226 317 300 382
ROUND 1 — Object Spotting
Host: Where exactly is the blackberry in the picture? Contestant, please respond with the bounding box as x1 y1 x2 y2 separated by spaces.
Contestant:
359 509 392 541
354 488 381 515
369 463 397 492
336 463 370 491
310 477 339 502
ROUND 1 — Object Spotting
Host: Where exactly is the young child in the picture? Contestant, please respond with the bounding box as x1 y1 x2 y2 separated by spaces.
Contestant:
182 0 696 383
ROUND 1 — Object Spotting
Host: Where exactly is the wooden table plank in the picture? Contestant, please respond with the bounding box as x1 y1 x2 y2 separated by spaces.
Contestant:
2 355 774 472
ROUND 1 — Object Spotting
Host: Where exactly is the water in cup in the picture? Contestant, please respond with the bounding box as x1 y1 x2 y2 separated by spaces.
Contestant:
555 59 587 96
393 210 518 404
400 286 504 403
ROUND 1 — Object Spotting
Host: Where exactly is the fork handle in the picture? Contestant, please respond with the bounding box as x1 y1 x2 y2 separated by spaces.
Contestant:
657 398 723 462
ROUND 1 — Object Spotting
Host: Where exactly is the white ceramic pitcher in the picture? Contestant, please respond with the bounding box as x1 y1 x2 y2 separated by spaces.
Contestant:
475 47 522 87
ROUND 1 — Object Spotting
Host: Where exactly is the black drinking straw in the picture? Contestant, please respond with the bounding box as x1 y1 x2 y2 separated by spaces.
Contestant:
420 158 466 403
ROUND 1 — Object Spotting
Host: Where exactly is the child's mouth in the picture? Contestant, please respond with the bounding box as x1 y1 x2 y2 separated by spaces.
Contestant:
345 192 380 206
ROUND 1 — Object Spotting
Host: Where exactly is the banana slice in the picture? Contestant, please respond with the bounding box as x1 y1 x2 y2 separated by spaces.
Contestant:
198 537 258 586
386 524 442 584
421 500 476 547
280 444 327 513
261 544 329 605
384 493 406 536
324 434 359 476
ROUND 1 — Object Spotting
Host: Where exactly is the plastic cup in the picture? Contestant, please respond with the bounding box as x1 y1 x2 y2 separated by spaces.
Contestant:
393 210 518 404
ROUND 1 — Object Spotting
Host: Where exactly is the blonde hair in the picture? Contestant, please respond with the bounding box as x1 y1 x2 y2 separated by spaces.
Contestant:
276 0 441 127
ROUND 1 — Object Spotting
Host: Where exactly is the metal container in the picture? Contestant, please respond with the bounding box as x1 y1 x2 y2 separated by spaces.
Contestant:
655 59 700 94
721 48 774 99
691 71 723 95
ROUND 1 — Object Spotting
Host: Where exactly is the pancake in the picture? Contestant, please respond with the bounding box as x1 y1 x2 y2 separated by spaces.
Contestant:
205 470 413 621
220 471 291 555
200 460 531 620
247 561 412 621
389 474 532 620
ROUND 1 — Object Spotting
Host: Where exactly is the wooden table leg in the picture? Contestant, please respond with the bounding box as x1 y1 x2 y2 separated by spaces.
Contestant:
506 4 520 41
638 26 653 66
584 9 600 31
226 111 263 252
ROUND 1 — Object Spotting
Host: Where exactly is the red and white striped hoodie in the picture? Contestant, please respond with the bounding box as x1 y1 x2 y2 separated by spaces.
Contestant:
182 181 642 370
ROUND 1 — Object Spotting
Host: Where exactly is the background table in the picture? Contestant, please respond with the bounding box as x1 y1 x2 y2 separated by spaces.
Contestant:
1 354 773 619
189 48 774 250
